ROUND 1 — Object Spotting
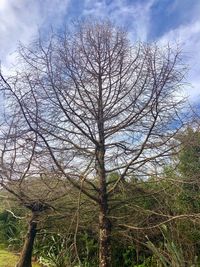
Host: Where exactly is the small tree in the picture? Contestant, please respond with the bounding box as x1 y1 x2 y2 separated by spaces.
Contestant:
176 127 200 213
1 20 186 267
0 112 70 267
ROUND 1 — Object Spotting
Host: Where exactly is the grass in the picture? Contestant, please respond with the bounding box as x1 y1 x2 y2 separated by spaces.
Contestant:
0 249 41 267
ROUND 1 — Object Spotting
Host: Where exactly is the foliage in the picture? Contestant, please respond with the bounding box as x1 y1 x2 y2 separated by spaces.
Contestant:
0 209 25 250
178 128 200 178
146 225 185 266
33 231 72 266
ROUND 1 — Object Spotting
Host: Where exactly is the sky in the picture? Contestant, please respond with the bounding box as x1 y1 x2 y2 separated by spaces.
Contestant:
0 0 199 102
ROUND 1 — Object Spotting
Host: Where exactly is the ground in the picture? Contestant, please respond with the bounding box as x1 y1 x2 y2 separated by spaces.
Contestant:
0 249 41 267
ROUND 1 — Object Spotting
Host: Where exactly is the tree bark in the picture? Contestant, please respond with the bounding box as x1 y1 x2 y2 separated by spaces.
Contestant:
99 199 111 267
16 213 37 267
97 144 111 267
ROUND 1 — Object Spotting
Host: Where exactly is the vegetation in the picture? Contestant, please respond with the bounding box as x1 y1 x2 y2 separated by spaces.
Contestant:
0 248 41 267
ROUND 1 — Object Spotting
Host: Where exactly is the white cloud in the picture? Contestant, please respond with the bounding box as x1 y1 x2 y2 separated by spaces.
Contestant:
83 0 155 41
0 0 70 70
0 0 199 103
158 20 200 102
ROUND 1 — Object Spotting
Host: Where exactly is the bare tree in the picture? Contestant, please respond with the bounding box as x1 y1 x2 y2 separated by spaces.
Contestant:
0 110 70 267
0 20 186 267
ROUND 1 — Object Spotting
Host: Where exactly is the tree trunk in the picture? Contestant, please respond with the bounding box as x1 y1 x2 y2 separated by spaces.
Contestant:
96 145 111 267
99 200 111 267
16 213 37 267
96 71 111 266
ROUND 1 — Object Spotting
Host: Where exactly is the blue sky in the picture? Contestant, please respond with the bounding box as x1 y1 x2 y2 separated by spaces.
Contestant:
0 0 200 101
